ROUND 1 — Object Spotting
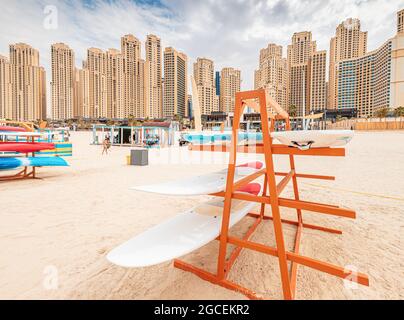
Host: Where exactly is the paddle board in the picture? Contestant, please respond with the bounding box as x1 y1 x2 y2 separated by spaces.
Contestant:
0 157 68 170
107 183 262 268
0 142 55 153
131 161 264 196
271 130 354 150
0 126 27 132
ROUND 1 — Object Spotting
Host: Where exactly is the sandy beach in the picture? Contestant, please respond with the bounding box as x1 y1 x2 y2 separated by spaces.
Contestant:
0 130 403 300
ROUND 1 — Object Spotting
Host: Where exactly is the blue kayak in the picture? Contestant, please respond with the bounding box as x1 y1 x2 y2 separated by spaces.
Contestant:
0 157 68 170
182 132 263 144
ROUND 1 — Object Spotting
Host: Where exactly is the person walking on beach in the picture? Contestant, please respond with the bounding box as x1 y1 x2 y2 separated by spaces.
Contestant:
102 136 111 155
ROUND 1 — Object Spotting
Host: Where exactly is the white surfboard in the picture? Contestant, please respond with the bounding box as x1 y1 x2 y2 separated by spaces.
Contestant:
107 186 261 268
271 130 354 150
131 161 263 196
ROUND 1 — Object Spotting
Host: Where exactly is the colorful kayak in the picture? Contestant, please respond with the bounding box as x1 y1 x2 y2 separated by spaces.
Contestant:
0 142 55 153
0 157 68 170
0 126 27 132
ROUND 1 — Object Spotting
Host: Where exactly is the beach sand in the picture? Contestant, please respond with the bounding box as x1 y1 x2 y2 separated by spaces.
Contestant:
0 131 403 299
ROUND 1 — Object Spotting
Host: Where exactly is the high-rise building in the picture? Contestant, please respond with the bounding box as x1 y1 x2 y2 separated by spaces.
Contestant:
215 71 220 96
336 10 404 117
193 58 218 115
74 67 90 118
163 47 188 118
0 55 12 119
7 43 46 121
398 9 404 34
329 19 368 109
86 48 107 118
187 94 193 119
391 10 404 109
145 35 162 119
220 67 241 113
121 34 143 118
287 32 325 116
254 43 288 112
309 50 327 111
51 43 75 120
106 48 124 119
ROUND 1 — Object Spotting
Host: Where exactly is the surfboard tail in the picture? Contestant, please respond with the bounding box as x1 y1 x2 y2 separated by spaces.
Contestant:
0 157 68 170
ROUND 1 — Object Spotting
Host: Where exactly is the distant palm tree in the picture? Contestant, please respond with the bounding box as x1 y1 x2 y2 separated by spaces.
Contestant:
288 105 297 117
374 107 389 119
393 106 404 117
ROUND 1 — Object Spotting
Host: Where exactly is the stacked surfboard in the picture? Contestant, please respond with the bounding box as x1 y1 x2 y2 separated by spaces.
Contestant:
107 161 264 268
183 129 354 150
0 126 69 172
108 129 355 268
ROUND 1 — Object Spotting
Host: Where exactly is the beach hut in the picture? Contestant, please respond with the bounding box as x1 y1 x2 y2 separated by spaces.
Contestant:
92 122 179 148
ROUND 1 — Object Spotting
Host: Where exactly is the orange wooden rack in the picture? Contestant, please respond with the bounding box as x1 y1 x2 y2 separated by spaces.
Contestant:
173 89 369 299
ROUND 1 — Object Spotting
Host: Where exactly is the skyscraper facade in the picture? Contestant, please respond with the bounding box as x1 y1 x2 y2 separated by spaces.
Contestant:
193 58 218 115
287 32 326 116
8 43 46 121
254 43 288 112
121 34 143 118
309 50 327 111
145 35 162 119
51 43 75 120
336 10 404 117
86 47 107 118
398 9 404 34
329 19 368 109
288 32 316 116
0 55 12 119
163 47 188 118
220 67 241 113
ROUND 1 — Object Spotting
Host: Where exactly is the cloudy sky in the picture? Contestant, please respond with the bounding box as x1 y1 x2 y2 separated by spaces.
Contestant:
0 0 403 92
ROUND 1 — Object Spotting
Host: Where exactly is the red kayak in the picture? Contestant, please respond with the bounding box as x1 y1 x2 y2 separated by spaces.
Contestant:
0 126 27 132
0 142 55 153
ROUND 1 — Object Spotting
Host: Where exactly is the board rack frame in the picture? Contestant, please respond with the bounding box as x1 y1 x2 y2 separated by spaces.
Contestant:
173 88 369 299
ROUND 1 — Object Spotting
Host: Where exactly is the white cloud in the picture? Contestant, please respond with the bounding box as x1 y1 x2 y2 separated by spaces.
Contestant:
0 0 403 111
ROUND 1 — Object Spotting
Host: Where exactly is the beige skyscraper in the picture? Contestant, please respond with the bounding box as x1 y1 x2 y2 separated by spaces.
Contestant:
86 48 107 118
8 43 46 121
145 35 162 118
329 19 368 109
309 50 327 111
106 49 124 119
336 9 404 117
391 9 404 109
74 67 90 118
193 58 218 115
0 55 12 119
254 43 288 112
163 47 188 118
287 32 325 116
220 67 241 113
51 43 76 120
121 34 144 118
397 9 404 34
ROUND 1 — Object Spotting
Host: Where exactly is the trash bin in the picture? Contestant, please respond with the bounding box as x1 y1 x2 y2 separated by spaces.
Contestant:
130 148 148 166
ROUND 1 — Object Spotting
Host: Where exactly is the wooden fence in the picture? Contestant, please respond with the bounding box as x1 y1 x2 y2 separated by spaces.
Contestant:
328 118 404 130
